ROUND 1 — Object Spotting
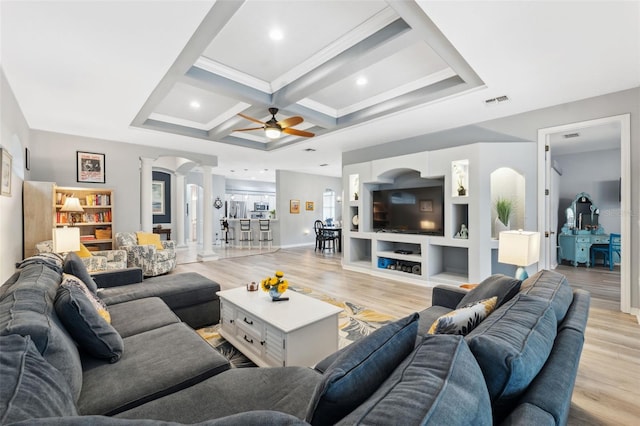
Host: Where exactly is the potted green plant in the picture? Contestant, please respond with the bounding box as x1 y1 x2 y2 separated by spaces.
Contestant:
495 197 513 237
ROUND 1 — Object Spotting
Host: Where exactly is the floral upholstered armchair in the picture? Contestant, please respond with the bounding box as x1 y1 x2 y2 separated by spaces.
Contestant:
115 232 177 277
35 240 127 273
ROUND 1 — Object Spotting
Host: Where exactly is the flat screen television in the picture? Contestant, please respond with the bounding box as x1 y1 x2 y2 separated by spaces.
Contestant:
372 183 444 236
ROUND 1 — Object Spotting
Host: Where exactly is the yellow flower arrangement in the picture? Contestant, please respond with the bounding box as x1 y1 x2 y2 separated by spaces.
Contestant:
261 270 289 295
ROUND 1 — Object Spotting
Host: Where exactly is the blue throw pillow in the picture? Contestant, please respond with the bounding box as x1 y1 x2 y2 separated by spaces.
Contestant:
338 335 492 426
63 252 99 294
0 334 77 424
305 312 419 425
54 277 123 363
465 293 557 420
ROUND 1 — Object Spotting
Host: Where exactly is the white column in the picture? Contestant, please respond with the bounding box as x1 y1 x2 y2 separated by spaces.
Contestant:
175 173 187 248
197 165 218 261
140 157 154 232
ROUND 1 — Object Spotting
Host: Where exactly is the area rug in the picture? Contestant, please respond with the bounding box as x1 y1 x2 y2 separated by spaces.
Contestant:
196 286 395 368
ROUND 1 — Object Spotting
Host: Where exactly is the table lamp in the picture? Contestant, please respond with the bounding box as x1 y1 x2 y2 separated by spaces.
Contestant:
60 197 84 225
53 226 80 254
498 230 540 280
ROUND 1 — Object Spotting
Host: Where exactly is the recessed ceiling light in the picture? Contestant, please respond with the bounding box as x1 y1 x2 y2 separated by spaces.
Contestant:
304 148 316 152
190 101 200 109
356 76 368 86
269 28 284 41
319 163 329 167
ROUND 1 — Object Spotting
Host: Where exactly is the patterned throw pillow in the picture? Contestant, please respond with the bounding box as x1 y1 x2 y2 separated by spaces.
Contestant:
60 274 110 323
428 296 497 335
136 232 164 250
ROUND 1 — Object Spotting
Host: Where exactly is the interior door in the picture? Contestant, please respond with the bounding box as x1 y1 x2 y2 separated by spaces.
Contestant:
544 142 552 268
549 166 560 268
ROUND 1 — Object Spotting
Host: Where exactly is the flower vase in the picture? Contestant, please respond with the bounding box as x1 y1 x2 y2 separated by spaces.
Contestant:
495 218 510 238
269 287 283 300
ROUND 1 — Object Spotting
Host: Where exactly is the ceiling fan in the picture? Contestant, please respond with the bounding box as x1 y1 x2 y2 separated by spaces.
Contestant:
234 107 314 140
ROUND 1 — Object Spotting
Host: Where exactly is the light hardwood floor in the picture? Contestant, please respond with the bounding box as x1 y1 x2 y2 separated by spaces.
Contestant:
174 245 640 425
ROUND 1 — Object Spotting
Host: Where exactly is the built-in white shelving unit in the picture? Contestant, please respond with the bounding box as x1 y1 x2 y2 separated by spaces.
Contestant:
342 142 538 287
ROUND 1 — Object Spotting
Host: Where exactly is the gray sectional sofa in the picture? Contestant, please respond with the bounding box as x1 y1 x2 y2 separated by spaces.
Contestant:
1 251 589 426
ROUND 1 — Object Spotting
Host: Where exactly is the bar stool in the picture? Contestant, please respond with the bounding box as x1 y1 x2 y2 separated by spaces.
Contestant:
258 219 272 249
238 219 253 248
220 219 234 245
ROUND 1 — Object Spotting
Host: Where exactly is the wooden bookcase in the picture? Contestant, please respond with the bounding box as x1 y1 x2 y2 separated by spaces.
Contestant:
54 186 115 251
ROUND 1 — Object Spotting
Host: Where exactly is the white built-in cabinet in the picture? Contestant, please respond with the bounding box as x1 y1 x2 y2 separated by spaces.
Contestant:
342 142 537 286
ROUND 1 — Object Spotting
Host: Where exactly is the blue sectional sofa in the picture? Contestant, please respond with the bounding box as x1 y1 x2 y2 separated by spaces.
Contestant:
1 251 589 425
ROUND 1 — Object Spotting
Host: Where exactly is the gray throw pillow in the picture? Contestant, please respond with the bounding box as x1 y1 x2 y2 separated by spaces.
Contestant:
457 274 521 309
55 278 123 363
337 335 492 426
0 334 78 424
306 312 419 425
64 252 99 294
465 293 557 419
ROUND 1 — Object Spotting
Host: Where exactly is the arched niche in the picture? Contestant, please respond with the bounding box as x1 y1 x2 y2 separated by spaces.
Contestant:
490 167 525 238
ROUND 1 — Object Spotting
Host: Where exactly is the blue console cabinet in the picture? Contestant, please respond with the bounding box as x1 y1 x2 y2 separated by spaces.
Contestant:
558 233 609 267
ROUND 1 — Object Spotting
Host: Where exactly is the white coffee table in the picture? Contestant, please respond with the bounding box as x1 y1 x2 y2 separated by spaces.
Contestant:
217 287 343 367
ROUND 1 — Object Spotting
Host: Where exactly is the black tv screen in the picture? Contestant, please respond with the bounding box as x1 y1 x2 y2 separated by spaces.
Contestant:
372 184 444 236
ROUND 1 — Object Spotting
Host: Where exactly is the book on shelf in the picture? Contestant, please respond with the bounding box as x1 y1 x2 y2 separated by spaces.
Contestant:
84 194 110 206
80 235 96 242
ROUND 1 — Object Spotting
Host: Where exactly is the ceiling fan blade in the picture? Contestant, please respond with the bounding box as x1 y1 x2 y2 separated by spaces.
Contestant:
283 127 315 137
233 127 264 132
277 116 303 129
237 113 265 125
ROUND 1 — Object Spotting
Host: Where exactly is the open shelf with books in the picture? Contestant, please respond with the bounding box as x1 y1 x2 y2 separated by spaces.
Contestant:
54 186 115 251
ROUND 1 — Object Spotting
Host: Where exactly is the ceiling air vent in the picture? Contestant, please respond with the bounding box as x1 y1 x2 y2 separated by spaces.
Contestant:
484 95 510 105
563 133 580 139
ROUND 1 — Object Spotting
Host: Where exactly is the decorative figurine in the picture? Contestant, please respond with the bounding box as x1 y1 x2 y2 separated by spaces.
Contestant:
455 224 468 239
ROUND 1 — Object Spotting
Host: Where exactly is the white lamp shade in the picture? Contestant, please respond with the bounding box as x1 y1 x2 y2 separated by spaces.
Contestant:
53 227 80 253
498 230 540 267
60 197 84 212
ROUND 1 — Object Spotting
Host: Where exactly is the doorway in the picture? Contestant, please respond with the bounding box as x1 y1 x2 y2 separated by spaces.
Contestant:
537 114 631 313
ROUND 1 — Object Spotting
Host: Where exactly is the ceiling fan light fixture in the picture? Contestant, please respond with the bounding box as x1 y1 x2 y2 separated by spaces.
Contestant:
265 127 281 139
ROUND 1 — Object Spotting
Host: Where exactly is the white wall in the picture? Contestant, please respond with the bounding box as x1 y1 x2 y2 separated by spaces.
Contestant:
0 70 30 283
276 170 342 247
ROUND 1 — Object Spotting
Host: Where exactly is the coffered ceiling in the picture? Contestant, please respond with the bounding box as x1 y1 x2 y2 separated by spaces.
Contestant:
133 0 483 151
1 1 639 182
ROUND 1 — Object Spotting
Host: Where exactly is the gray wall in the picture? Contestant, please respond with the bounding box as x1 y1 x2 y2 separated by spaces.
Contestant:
276 170 342 247
28 130 218 235
344 87 640 312
555 148 621 235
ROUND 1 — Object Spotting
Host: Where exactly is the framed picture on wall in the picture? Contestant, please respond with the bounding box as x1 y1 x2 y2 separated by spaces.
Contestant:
77 151 105 183
306 201 314 211
152 180 165 215
1 148 12 196
290 199 300 214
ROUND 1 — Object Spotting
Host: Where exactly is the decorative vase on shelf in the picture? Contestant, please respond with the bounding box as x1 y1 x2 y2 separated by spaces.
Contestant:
269 287 283 300
457 186 466 196
495 218 510 238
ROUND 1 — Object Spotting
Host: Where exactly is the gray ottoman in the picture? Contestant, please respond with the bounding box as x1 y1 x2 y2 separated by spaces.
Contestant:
99 272 221 329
